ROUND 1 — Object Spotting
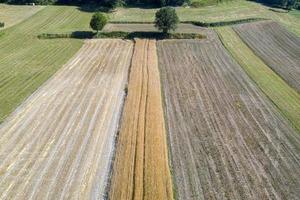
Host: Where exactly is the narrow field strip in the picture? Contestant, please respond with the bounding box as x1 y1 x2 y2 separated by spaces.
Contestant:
234 21 300 92
109 39 173 200
103 23 210 34
0 39 133 199
217 27 300 132
157 37 300 200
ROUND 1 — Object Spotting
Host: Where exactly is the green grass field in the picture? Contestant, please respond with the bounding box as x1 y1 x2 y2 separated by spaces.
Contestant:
109 1 300 35
0 4 44 29
0 6 92 122
217 27 300 132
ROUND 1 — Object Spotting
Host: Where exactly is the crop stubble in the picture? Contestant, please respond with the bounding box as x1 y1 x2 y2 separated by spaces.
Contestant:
0 39 133 199
109 39 173 200
234 21 300 92
157 36 300 199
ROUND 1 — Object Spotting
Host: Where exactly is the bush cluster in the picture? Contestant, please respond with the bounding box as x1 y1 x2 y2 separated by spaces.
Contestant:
187 18 266 27
0 22 5 28
38 31 205 39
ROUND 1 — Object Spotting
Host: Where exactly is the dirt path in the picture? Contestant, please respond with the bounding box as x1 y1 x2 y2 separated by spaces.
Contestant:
234 21 300 92
0 39 133 199
109 39 173 200
157 38 300 200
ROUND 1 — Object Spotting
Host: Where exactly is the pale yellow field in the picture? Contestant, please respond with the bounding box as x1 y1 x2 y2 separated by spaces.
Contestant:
0 39 133 199
109 39 173 200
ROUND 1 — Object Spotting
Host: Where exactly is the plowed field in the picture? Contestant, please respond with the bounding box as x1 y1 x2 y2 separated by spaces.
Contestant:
217 27 300 132
0 39 133 199
109 39 173 200
234 21 300 92
157 38 300 200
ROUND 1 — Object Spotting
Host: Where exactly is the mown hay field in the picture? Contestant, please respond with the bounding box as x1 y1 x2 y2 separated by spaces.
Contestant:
0 6 93 123
0 3 44 29
0 39 133 199
109 1 300 35
157 36 300 199
217 26 300 132
234 21 300 93
109 39 173 200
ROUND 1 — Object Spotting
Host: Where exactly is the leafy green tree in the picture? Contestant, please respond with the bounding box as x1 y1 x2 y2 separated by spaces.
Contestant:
90 12 108 33
155 7 179 34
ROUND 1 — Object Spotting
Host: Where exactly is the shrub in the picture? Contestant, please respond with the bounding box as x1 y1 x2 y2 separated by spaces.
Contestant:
0 22 4 28
90 12 108 33
155 7 179 33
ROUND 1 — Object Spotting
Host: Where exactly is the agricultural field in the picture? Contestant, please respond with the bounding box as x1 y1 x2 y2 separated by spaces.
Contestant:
157 37 300 199
234 21 300 92
217 27 300 132
0 4 44 29
0 39 133 199
109 39 173 200
109 1 300 35
0 6 93 122
0 2 300 200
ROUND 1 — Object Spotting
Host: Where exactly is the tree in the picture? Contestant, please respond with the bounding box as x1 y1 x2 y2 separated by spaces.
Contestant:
286 0 296 9
155 7 179 34
90 12 108 33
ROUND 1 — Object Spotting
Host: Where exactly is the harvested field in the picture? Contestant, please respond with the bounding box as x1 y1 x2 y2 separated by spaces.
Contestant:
234 21 300 92
109 39 173 200
0 4 44 29
217 27 300 132
0 39 133 199
157 37 300 199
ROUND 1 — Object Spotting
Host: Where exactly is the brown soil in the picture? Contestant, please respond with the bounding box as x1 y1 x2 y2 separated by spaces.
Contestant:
234 21 300 92
157 37 300 200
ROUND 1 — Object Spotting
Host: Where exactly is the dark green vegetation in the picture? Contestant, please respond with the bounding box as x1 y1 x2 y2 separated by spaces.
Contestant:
0 6 91 122
187 17 266 27
0 22 4 27
90 12 107 32
1 0 189 8
155 7 179 33
257 0 298 10
38 31 205 39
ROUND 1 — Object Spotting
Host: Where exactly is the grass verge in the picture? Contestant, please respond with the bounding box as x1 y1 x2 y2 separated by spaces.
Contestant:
217 27 300 132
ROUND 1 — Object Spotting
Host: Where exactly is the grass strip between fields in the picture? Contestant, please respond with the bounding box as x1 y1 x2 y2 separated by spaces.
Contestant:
217 27 300 132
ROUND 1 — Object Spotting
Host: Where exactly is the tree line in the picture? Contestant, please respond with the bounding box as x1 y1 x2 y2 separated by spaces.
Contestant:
0 0 298 10
257 0 299 10
0 0 187 7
